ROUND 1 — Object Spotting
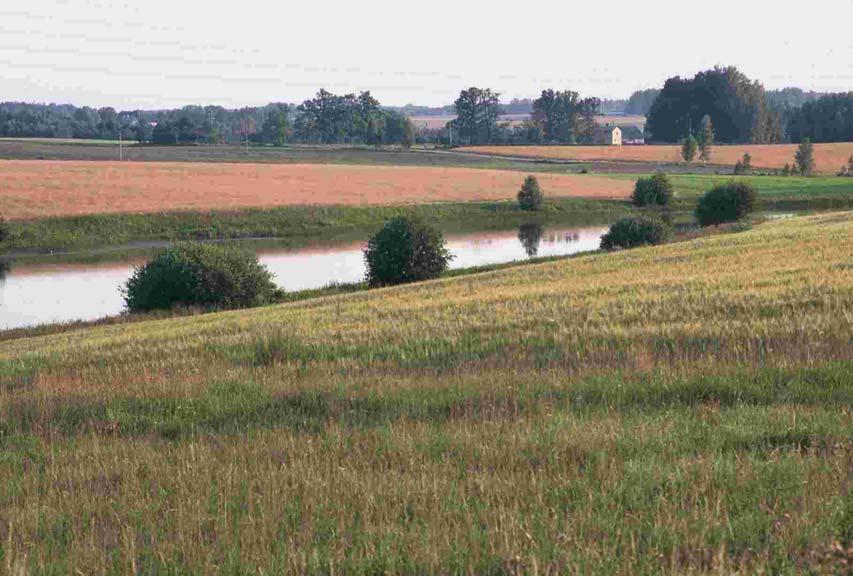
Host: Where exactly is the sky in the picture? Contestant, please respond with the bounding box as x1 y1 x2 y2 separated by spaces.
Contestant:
2 0 852 110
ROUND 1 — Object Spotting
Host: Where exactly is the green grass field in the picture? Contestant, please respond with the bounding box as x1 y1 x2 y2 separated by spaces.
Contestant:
1 212 850 574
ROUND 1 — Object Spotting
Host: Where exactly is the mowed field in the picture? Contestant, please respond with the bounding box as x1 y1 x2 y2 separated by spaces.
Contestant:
0 160 631 220
0 213 850 573
461 143 853 174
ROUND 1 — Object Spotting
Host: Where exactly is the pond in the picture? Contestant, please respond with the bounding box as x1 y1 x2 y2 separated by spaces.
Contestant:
0 224 608 330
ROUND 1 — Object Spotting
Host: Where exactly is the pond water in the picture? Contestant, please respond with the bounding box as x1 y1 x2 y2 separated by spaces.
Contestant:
0 224 608 330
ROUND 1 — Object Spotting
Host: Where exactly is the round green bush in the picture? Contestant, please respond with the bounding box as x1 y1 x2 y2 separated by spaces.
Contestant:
0 217 10 243
123 242 282 312
517 175 544 211
695 181 758 227
631 173 674 207
600 217 671 251
364 216 452 287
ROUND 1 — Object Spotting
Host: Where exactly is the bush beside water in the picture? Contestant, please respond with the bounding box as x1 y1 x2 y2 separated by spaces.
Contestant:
123 242 282 312
364 216 452 287
631 173 674 207
600 217 671 251
695 182 758 227
517 176 544 211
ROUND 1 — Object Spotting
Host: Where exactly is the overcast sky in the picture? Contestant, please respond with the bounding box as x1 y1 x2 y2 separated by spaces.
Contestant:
2 0 851 110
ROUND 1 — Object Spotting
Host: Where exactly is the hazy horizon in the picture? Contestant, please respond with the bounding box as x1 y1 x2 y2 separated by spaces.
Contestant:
3 0 851 110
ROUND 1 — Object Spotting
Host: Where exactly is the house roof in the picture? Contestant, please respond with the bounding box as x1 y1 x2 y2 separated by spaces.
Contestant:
594 125 621 133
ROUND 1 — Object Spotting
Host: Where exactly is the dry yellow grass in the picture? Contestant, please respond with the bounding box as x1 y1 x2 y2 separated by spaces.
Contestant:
461 142 853 173
0 160 631 220
1 213 850 573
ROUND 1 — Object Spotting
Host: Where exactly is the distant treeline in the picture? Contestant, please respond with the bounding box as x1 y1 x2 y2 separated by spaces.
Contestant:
0 91 416 146
1 68 849 146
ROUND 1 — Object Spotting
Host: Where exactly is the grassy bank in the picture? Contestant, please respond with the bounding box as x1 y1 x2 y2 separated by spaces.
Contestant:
603 173 853 212
0 197 627 253
0 212 850 573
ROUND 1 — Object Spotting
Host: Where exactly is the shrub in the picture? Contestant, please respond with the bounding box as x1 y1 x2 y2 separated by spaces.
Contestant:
794 139 815 176
364 216 452 287
0 217 9 242
631 173 674 207
681 134 697 163
733 153 752 175
123 242 282 312
517 176 544 211
694 181 758 227
600 217 671 251
840 155 853 177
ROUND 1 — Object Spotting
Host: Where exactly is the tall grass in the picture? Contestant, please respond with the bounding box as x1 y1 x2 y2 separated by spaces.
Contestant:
0 212 850 574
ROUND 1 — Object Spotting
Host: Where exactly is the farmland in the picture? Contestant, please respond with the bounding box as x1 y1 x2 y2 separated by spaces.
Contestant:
0 160 631 220
0 212 850 573
461 143 853 174
0 152 849 253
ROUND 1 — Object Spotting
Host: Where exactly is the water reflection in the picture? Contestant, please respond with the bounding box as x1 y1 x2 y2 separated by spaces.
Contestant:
518 223 544 257
0 224 608 330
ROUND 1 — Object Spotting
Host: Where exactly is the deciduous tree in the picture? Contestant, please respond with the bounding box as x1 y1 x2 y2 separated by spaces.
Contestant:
698 115 714 161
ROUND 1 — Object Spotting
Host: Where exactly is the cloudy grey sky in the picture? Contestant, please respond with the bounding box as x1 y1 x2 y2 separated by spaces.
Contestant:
2 0 851 109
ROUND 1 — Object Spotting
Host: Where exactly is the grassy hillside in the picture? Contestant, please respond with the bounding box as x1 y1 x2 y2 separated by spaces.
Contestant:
1 213 851 573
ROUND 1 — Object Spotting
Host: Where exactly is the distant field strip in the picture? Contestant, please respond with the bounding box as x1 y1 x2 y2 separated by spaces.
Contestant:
0 160 631 219
460 142 853 173
409 114 646 131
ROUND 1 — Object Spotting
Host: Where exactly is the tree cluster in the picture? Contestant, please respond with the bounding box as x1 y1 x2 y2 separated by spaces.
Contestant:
451 87 503 145
529 90 600 144
646 66 782 144
786 92 853 143
294 90 412 145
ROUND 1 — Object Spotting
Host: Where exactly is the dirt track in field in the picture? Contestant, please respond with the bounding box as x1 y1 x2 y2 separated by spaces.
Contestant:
460 143 853 174
0 161 631 220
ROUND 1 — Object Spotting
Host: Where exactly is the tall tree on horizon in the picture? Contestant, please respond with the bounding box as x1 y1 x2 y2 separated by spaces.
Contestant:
575 97 601 144
452 87 502 145
531 89 580 143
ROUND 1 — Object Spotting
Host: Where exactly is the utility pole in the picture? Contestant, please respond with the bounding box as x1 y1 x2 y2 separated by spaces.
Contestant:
118 128 123 161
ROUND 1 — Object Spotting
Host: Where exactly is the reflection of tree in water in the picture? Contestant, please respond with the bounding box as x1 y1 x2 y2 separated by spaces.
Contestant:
0 259 10 284
551 232 579 243
518 222 544 257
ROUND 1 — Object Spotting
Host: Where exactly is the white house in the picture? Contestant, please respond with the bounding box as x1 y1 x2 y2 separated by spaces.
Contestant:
593 125 622 146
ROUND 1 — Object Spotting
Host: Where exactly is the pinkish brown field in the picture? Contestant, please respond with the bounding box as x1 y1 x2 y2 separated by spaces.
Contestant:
459 143 853 174
0 161 631 220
